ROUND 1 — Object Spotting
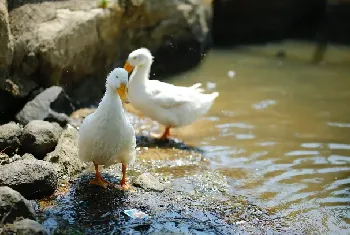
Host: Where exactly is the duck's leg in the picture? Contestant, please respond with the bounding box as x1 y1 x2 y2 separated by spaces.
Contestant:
160 127 171 140
89 162 113 188
120 163 132 190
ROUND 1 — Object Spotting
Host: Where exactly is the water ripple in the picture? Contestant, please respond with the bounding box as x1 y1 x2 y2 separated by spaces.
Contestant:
300 143 323 148
216 122 254 129
327 155 350 164
328 122 350 128
236 133 256 140
328 143 350 150
252 99 276 110
285 150 319 156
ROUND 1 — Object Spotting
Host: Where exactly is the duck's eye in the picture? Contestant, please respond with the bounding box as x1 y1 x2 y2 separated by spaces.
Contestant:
132 56 137 60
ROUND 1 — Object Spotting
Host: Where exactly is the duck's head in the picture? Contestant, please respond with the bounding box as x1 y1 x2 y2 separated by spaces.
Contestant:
124 48 153 73
106 68 130 103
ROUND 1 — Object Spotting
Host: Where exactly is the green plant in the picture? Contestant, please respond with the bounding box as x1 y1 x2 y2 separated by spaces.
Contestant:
97 0 108 9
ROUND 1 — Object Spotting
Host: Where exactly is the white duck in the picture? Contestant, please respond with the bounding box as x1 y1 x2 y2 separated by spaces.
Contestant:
78 68 136 190
124 48 219 140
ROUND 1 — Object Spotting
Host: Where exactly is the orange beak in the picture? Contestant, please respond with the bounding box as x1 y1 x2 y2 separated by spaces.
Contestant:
117 83 130 104
124 61 135 73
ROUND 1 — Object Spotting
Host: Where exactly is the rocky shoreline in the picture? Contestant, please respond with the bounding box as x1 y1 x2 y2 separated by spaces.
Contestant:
0 108 301 234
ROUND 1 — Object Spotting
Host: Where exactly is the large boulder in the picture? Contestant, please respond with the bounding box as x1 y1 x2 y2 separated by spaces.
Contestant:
9 0 124 105
20 120 62 159
0 186 35 224
115 0 213 77
0 122 23 155
0 159 58 199
7 0 212 106
44 126 86 179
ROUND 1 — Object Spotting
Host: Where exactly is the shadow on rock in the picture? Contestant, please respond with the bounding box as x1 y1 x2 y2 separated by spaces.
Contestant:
37 172 249 234
136 135 203 153
39 173 131 234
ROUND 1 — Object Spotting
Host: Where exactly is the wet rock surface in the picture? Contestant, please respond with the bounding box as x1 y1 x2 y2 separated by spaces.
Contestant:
0 122 22 155
36 170 290 234
0 186 35 224
133 172 166 192
20 120 62 159
3 219 48 235
0 159 58 199
36 144 293 234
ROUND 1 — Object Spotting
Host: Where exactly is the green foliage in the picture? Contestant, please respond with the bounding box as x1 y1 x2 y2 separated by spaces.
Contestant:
97 0 108 9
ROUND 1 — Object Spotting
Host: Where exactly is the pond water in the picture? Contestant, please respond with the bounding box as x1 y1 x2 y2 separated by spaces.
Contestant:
159 41 350 234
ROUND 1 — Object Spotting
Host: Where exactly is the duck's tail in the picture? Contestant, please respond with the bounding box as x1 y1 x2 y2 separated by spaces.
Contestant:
189 83 205 92
210 91 219 99
197 91 219 117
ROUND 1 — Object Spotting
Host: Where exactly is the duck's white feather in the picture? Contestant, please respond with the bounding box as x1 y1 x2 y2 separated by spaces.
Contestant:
128 53 219 128
78 75 136 167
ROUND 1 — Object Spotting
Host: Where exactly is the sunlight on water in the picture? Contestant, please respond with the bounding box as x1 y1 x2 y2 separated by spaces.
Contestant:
167 41 350 234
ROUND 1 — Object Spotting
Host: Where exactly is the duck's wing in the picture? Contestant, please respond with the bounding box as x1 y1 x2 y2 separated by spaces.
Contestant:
146 80 194 109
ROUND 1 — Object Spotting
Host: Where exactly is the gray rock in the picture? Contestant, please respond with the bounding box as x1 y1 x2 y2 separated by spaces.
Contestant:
20 120 62 159
0 159 58 199
11 219 48 235
0 186 35 224
44 126 86 178
133 172 165 192
22 153 36 161
0 153 9 165
9 154 22 163
0 122 23 155
15 86 74 126
0 0 13 70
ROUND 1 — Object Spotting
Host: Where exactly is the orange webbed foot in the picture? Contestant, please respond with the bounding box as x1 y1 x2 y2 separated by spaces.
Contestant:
89 177 113 188
90 162 114 188
120 182 134 192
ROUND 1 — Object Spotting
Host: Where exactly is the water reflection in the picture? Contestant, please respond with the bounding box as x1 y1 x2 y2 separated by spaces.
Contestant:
166 41 350 234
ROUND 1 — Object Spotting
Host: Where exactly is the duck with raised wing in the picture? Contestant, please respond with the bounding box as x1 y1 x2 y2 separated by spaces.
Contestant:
124 48 219 140
78 68 136 190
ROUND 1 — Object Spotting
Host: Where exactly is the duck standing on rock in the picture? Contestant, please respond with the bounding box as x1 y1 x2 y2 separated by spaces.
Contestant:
78 68 136 190
123 48 219 140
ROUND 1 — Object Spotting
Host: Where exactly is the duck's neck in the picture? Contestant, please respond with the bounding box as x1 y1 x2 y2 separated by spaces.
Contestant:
100 86 123 118
130 60 152 86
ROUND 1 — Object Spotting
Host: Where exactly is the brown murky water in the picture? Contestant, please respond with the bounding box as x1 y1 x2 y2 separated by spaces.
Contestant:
155 41 350 234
